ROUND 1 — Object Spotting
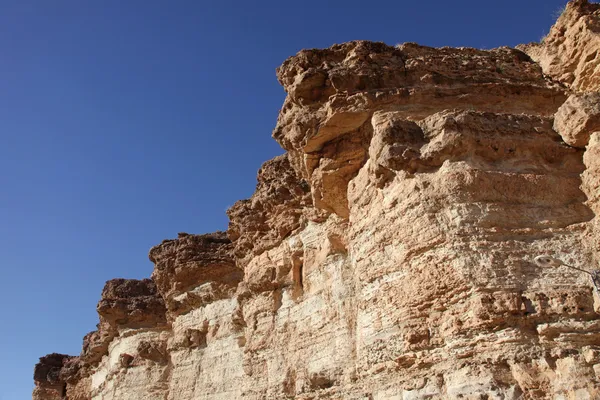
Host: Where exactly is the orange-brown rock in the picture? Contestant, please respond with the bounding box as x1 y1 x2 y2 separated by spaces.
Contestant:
33 1 600 399
519 0 600 92
274 41 566 218
227 154 315 268
554 92 600 148
32 354 74 400
149 231 242 318
33 279 167 400
96 278 166 329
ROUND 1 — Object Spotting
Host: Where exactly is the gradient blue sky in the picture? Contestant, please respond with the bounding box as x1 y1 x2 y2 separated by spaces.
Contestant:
0 0 568 397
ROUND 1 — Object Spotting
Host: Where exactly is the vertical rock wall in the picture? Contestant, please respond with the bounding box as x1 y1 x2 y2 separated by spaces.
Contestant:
33 1 600 399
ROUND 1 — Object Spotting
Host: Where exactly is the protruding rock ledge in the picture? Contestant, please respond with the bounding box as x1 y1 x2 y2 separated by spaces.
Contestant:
554 92 600 148
273 40 567 218
97 278 167 329
150 231 242 318
227 154 316 267
32 1 600 398
33 354 75 400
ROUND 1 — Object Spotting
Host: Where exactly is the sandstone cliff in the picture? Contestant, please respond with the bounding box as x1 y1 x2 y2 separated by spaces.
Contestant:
33 1 600 399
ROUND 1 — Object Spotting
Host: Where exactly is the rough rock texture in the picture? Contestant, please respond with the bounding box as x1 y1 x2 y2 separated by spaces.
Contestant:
149 231 241 318
97 278 167 329
554 92 600 147
227 154 317 268
32 354 75 400
519 0 600 92
34 2 600 399
273 41 566 218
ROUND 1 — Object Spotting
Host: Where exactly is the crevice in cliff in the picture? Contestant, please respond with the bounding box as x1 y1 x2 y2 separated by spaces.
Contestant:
292 259 304 298
60 383 67 400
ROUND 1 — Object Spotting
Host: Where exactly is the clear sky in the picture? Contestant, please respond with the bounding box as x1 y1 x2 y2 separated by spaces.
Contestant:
0 0 569 398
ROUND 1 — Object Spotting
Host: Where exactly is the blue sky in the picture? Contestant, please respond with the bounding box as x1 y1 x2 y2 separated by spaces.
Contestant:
0 0 568 397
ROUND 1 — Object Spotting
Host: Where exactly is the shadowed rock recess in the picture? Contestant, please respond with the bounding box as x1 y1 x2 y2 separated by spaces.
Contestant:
33 2 600 399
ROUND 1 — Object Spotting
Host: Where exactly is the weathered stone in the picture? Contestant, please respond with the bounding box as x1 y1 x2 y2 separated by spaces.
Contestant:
227 154 316 267
554 92 600 148
274 39 565 218
149 231 242 318
96 278 166 329
32 354 74 400
519 0 600 93
33 2 600 399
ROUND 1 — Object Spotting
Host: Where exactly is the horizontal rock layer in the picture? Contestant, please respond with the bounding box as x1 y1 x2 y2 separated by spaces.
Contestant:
34 1 600 399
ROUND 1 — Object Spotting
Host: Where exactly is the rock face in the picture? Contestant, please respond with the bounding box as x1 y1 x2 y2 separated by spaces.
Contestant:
519 0 600 92
149 231 241 318
32 354 75 400
33 2 600 399
554 92 600 147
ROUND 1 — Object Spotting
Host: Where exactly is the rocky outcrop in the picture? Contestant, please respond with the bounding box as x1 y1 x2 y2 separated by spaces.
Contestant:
96 278 167 329
33 354 75 400
32 279 168 400
34 2 600 399
149 231 241 318
273 41 565 218
347 108 596 398
519 0 600 92
554 92 600 147
227 154 317 268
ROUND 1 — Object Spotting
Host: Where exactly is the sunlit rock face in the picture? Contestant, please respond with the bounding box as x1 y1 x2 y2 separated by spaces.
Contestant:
33 1 600 399
149 231 242 319
519 0 600 93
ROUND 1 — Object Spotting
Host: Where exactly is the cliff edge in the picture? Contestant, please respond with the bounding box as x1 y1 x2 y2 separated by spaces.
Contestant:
33 1 600 399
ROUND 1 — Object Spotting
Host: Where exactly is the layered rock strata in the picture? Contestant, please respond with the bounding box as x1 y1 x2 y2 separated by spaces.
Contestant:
34 1 600 399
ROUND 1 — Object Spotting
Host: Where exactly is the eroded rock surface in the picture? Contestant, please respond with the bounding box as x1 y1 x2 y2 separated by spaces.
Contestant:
273 40 565 218
519 0 600 92
33 2 600 399
149 231 241 318
227 154 317 268
554 92 600 147
33 354 74 400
